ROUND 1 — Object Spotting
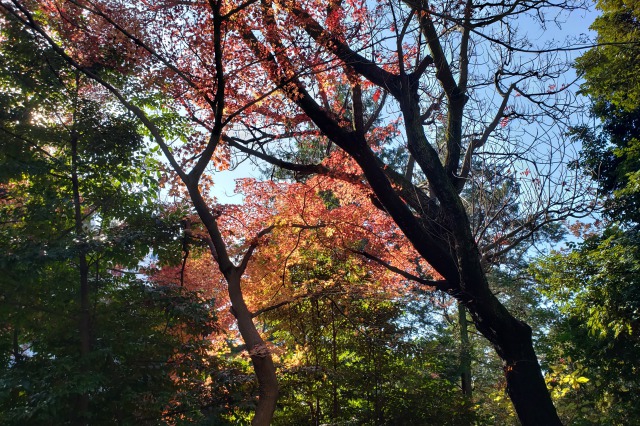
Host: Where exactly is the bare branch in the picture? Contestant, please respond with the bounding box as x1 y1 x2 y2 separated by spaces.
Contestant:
352 249 451 291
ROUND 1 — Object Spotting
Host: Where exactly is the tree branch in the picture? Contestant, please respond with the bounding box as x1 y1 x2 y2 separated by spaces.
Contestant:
238 225 275 276
352 249 451 291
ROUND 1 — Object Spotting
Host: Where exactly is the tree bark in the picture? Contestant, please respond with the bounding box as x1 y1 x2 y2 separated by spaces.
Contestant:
228 274 279 426
186 184 279 426
331 305 339 420
468 296 561 425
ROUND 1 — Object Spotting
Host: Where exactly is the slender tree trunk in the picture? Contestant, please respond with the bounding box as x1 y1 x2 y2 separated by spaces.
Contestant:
75 241 90 426
71 126 91 426
458 302 473 424
404 154 415 181
331 305 339 420
458 302 472 397
313 298 321 426
12 327 22 365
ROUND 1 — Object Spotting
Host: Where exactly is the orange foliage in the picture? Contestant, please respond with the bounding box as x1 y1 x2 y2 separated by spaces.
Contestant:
151 150 438 343
25 0 440 348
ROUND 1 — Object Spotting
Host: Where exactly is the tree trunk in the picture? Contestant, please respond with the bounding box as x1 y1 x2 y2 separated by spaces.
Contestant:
75 248 91 426
458 302 473 398
228 274 279 426
342 132 561 425
186 184 279 425
402 96 561 426
463 287 561 426
331 305 339 420
71 127 90 426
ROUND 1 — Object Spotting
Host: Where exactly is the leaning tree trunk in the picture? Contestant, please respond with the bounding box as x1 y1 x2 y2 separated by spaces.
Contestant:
342 133 562 425
402 95 562 426
464 284 561 425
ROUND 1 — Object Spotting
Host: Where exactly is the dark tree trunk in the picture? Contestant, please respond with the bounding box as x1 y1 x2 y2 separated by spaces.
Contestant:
331 305 339 420
468 298 561 425
71 126 91 426
12 327 22 365
279 97 563 424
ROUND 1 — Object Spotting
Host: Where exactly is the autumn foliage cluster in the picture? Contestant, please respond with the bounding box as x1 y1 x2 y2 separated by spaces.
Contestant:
4 0 639 424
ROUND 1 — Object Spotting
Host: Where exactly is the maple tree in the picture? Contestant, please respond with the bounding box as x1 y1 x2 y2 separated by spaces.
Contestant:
154 184 469 424
0 2 286 423
0 0 597 424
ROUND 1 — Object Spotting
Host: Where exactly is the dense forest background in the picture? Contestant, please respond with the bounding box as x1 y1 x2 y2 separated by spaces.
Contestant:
1 0 639 424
